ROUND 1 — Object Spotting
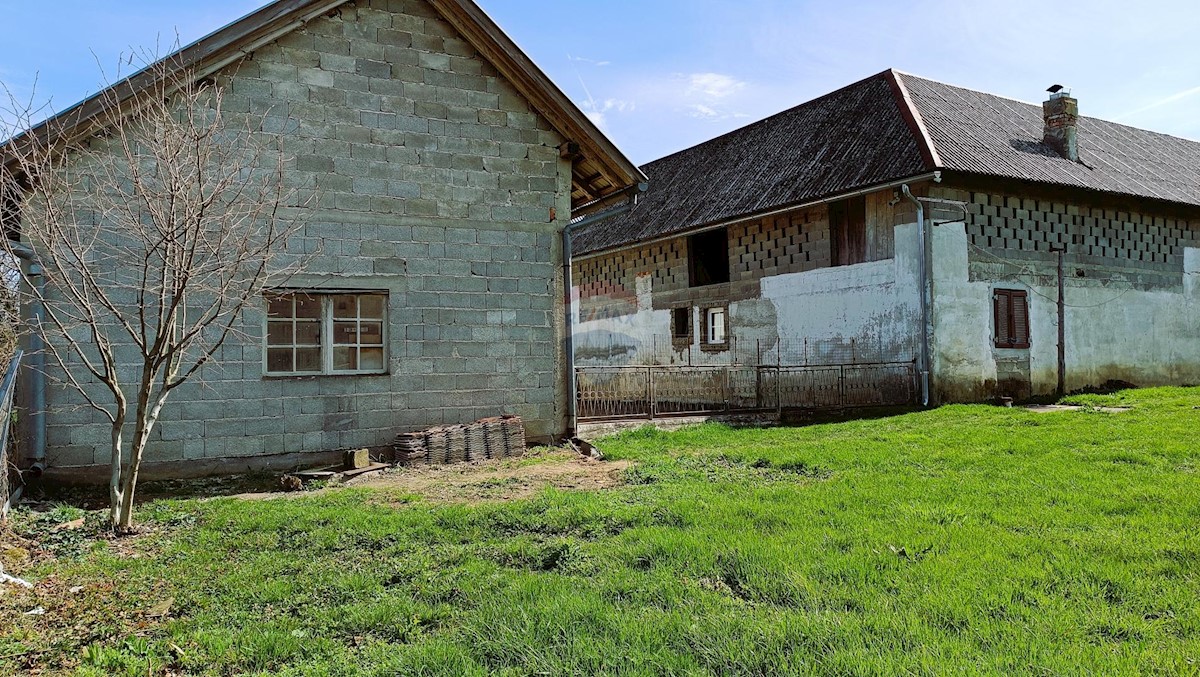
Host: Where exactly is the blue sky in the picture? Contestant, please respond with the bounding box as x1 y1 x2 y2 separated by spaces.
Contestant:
1 0 1197 165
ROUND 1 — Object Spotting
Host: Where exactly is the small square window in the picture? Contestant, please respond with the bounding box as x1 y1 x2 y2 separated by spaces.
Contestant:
265 291 388 375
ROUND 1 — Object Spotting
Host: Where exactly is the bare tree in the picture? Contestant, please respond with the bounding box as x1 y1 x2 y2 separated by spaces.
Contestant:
0 55 305 530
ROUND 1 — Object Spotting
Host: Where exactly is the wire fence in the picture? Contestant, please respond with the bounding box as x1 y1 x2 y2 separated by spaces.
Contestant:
0 351 23 522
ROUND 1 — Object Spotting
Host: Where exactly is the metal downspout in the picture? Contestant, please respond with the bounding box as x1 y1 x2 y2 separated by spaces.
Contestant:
901 185 931 407
561 183 648 436
11 243 46 474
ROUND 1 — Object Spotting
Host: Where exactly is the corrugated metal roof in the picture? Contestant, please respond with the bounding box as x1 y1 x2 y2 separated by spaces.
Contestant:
577 69 1200 256
898 72 1200 208
573 71 928 255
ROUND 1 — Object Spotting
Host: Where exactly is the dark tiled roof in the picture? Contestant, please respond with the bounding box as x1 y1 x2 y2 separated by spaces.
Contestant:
899 73 1200 208
573 72 929 255
576 69 1200 256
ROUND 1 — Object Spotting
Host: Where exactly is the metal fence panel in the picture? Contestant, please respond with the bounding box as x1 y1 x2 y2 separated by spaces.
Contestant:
575 367 651 420
778 366 844 409
843 363 916 407
576 358 916 422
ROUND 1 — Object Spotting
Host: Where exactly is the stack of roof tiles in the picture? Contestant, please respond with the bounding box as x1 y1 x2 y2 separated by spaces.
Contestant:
392 415 526 466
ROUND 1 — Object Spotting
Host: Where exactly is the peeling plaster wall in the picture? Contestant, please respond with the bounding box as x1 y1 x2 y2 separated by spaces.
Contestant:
930 222 1200 402
571 198 924 369
761 221 921 364
572 272 672 365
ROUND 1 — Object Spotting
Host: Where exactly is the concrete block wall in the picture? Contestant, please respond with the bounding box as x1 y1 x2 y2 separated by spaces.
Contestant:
40 0 574 473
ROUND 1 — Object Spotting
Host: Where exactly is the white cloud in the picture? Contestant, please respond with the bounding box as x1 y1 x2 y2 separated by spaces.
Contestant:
688 104 718 119
581 98 636 131
685 72 746 99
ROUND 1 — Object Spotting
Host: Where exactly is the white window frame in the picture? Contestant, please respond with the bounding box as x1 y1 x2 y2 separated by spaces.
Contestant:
705 306 727 346
264 291 389 376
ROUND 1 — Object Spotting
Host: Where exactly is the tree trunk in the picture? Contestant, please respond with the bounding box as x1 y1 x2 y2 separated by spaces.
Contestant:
117 425 150 530
116 393 170 530
108 418 125 528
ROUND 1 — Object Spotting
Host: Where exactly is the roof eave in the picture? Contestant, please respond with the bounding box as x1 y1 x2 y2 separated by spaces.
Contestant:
4 0 647 208
575 170 944 259
2 0 354 173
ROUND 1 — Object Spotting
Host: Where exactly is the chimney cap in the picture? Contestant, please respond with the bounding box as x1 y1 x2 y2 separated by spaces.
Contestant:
1046 84 1072 99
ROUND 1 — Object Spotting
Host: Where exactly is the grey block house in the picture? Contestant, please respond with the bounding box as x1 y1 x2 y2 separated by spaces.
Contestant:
3 0 643 479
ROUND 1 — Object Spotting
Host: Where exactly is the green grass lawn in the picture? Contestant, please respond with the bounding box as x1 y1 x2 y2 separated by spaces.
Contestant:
3 387 1200 675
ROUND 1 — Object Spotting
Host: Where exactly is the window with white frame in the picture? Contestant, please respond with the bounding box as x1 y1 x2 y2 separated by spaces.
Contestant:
704 307 727 346
265 292 387 375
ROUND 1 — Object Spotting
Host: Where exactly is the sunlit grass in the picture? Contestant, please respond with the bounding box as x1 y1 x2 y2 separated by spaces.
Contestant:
3 387 1199 675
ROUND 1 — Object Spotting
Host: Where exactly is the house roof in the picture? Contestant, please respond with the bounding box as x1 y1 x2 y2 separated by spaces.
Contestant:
573 71 930 255
575 69 1200 256
1 0 645 210
900 72 1200 208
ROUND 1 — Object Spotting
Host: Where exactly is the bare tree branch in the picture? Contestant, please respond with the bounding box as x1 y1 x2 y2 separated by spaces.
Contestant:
0 50 307 530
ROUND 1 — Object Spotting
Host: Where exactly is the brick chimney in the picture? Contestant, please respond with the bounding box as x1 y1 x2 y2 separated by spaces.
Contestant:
1043 85 1078 161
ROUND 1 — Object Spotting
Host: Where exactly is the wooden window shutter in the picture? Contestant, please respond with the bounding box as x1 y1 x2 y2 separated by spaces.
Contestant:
846 195 867 264
993 290 1010 348
1011 290 1030 348
993 289 1029 349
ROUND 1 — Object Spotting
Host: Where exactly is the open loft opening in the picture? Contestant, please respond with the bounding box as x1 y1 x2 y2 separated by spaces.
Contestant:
688 228 730 287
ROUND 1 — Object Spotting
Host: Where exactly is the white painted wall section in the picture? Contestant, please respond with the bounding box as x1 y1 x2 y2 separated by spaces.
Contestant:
931 221 1200 400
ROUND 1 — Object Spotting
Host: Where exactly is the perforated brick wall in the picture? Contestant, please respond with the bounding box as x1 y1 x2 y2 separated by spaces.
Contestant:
730 206 830 281
960 191 1200 271
575 239 688 320
643 240 689 289
574 252 636 321
574 189 907 311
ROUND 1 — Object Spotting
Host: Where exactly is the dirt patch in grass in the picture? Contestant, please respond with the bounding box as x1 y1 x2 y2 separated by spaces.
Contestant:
1024 404 1132 413
236 449 632 504
351 449 632 504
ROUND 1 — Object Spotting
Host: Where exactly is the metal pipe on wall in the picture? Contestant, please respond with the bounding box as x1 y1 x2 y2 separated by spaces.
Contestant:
10 243 46 474
1053 246 1066 397
901 185 931 407
561 182 648 435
